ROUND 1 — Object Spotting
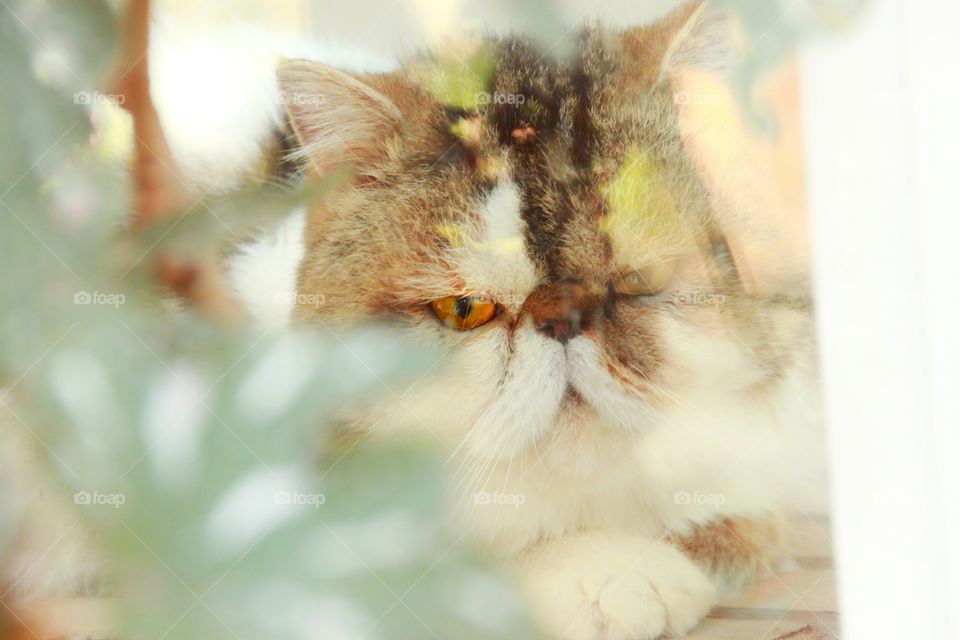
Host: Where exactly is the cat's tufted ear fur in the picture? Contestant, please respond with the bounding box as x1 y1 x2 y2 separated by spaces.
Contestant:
620 0 732 88
276 59 403 176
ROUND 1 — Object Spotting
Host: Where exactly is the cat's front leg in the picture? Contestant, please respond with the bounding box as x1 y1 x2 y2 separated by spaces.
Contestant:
520 530 716 640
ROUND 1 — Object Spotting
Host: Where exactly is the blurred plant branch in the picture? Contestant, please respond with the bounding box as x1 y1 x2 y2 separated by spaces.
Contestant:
114 0 187 228
112 0 241 320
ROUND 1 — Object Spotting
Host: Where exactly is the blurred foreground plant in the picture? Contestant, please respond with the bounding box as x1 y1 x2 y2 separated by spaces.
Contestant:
0 2 533 639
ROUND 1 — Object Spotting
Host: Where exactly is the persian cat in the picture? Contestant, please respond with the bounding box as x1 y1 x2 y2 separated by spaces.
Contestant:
226 2 823 638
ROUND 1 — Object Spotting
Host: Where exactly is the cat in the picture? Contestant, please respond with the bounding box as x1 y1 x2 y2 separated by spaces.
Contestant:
226 2 823 638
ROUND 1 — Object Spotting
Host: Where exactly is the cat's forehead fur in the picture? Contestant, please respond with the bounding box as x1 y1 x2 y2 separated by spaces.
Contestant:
294 17 722 324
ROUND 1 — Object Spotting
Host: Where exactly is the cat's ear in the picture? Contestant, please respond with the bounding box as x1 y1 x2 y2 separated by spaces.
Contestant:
620 1 732 88
276 59 403 176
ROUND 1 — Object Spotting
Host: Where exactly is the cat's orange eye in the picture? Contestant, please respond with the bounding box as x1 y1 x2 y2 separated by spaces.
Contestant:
430 296 498 330
614 263 673 297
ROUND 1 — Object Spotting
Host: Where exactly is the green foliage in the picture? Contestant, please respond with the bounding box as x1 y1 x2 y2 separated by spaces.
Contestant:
411 47 497 111
0 3 533 639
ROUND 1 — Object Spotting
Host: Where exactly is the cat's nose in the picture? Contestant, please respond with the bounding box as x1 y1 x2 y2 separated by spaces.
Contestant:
537 315 581 344
522 281 600 345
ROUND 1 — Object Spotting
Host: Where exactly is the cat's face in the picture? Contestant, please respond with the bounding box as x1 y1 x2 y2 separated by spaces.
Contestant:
280 4 789 459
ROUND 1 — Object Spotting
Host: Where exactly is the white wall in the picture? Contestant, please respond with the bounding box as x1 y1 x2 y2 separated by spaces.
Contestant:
801 0 959 637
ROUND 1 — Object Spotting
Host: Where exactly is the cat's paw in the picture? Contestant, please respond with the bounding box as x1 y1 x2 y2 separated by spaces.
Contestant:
521 532 716 640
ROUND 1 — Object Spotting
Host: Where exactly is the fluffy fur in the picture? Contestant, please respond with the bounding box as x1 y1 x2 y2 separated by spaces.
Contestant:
225 2 823 638
225 207 308 328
